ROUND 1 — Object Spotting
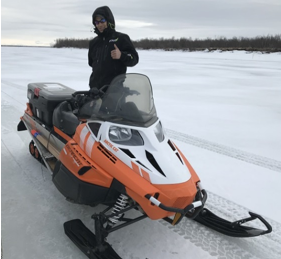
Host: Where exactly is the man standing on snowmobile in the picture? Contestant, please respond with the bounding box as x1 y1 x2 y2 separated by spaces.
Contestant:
88 6 139 90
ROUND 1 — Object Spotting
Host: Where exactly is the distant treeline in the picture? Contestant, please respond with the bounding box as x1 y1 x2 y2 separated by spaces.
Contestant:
53 35 281 52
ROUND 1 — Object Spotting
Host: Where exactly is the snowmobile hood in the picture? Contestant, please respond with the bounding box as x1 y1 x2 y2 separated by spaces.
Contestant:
92 6 115 30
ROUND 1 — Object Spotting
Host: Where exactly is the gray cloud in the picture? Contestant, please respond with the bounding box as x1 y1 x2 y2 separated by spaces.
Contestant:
1 0 281 45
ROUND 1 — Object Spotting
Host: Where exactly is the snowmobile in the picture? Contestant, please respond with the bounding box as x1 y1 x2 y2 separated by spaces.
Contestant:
18 73 272 259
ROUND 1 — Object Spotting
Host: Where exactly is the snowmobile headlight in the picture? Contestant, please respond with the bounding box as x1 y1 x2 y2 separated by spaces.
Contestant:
154 121 165 142
109 126 144 146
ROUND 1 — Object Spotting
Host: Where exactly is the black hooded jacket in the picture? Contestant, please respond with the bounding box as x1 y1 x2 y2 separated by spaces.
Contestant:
88 6 139 89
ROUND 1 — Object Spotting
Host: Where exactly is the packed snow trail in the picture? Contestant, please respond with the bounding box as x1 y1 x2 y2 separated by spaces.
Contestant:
166 129 281 173
160 192 281 259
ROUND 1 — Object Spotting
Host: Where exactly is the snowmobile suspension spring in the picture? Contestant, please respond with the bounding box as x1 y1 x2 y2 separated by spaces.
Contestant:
108 194 129 226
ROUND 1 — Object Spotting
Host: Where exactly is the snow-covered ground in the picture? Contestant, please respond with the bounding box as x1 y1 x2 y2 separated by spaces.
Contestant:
1 46 281 259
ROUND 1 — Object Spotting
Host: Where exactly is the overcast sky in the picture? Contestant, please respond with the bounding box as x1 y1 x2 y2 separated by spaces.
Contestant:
1 0 281 46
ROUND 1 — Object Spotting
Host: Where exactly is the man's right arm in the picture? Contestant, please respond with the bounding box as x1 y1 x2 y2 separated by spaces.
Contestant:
88 40 95 67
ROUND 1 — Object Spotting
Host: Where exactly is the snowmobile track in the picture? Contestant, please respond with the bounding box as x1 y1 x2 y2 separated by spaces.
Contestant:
166 129 281 173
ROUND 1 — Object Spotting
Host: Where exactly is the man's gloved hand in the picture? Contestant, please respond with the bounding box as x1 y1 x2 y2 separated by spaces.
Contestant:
111 44 121 59
89 87 100 99
71 94 84 109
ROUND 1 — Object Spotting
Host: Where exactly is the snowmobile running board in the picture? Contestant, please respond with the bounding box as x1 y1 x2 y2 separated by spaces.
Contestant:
193 208 272 238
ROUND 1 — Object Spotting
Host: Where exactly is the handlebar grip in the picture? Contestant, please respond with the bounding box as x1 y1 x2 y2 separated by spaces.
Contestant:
72 91 89 97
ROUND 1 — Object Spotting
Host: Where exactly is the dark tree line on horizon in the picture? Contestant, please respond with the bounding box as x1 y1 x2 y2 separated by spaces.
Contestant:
53 35 281 52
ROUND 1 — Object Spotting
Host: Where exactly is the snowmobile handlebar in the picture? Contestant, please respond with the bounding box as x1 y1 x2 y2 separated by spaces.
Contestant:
72 91 90 97
72 86 102 97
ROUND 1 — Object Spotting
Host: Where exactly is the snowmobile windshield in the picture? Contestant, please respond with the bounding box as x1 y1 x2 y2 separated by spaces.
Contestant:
94 73 158 127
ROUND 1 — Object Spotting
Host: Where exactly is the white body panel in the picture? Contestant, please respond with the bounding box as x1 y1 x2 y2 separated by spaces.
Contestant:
84 119 191 185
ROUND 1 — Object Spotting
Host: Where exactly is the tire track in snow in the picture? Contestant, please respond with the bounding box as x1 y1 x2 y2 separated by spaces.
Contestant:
1 81 27 112
160 191 281 259
1 80 26 90
166 129 281 173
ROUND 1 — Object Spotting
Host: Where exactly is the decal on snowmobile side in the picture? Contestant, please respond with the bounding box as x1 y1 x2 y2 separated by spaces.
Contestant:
104 139 119 152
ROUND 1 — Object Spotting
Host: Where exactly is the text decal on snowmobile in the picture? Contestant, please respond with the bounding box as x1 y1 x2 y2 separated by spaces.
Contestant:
104 139 119 152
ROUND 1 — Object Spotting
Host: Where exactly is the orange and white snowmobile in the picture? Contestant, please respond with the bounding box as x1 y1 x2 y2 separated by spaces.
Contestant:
18 73 272 259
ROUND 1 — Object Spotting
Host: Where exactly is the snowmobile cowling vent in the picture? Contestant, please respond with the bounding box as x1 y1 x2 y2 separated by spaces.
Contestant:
145 150 166 177
120 148 135 158
98 144 117 164
168 140 176 151
176 152 183 164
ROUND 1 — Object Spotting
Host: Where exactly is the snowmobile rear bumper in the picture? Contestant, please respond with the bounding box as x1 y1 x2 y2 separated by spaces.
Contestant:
194 208 272 238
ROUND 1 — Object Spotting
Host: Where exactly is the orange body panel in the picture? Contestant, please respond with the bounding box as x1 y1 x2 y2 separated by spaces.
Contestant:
73 124 87 145
83 132 91 151
90 141 198 220
141 169 151 182
59 140 113 188
60 124 200 220
54 126 72 142
131 162 141 175
90 142 159 195
126 178 197 220
176 145 200 183
155 180 197 211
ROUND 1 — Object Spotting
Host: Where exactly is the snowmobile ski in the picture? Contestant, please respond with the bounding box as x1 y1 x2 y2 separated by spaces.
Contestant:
64 219 122 259
193 208 272 237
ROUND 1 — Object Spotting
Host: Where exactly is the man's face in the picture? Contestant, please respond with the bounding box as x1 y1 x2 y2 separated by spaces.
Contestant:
95 17 107 33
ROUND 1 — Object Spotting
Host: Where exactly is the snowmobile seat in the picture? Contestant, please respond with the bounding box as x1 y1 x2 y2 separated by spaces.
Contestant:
53 101 80 136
